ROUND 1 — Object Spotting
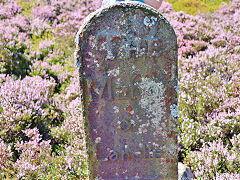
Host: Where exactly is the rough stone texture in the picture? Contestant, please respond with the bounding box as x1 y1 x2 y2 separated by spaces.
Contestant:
178 162 195 180
75 2 178 179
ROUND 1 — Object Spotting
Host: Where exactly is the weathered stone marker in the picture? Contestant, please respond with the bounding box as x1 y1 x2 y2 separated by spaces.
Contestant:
75 2 178 179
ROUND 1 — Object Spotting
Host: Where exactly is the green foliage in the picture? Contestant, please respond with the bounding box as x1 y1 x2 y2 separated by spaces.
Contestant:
0 42 31 79
30 31 54 57
165 0 230 15
16 0 38 18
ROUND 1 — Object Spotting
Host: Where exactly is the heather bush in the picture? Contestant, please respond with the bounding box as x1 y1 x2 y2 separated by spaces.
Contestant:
32 5 59 23
0 139 13 175
0 41 31 78
159 0 240 179
0 0 22 19
14 128 52 179
0 75 58 143
0 0 239 179
0 0 99 178
0 1 32 78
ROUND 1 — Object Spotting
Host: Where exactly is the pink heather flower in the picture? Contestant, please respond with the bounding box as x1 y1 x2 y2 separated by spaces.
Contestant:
0 0 239 179
15 128 52 178
32 5 58 23
39 40 54 49
0 139 13 171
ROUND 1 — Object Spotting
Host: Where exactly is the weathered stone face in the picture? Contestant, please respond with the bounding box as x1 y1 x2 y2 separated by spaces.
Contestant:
75 2 178 179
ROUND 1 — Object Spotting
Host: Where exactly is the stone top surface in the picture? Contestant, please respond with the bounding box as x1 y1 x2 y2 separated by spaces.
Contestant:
75 2 173 50
75 2 178 179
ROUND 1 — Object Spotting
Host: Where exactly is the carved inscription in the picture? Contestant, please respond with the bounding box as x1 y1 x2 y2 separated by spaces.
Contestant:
96 144 163 162
76 3 178 179
98 80 142 101
93 32 172 60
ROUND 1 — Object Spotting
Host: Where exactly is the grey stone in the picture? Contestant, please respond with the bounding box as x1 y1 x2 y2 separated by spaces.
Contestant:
75 2 178 179
178 162 195 180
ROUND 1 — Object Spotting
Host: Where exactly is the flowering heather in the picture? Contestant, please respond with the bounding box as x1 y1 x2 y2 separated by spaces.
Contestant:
30 17 51 37
159 0 240 178
0 139 13 172
0 0 22 19
14 128 52 179
0 75 56 142
32 5 58 23
0 0 239 179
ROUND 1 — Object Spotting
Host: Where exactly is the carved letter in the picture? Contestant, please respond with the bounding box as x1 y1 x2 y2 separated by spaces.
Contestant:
101 78 114 100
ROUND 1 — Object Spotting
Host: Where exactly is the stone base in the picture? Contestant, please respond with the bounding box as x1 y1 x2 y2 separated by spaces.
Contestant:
178 162 195 180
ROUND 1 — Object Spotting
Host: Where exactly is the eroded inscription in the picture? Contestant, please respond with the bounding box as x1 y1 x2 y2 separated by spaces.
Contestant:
90 32 173 61
96 143 163 162
99 79 142 100
76 3 178 179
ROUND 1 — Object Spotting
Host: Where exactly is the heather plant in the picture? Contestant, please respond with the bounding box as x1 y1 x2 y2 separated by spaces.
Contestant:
0 0 99 178
14 128 52 179
0 1 32 78
0 0 239 179
0 139 13 175
0 0 22 19
159 0 240 179
32 5 59 23
0 42 31 78
0 75 57 143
